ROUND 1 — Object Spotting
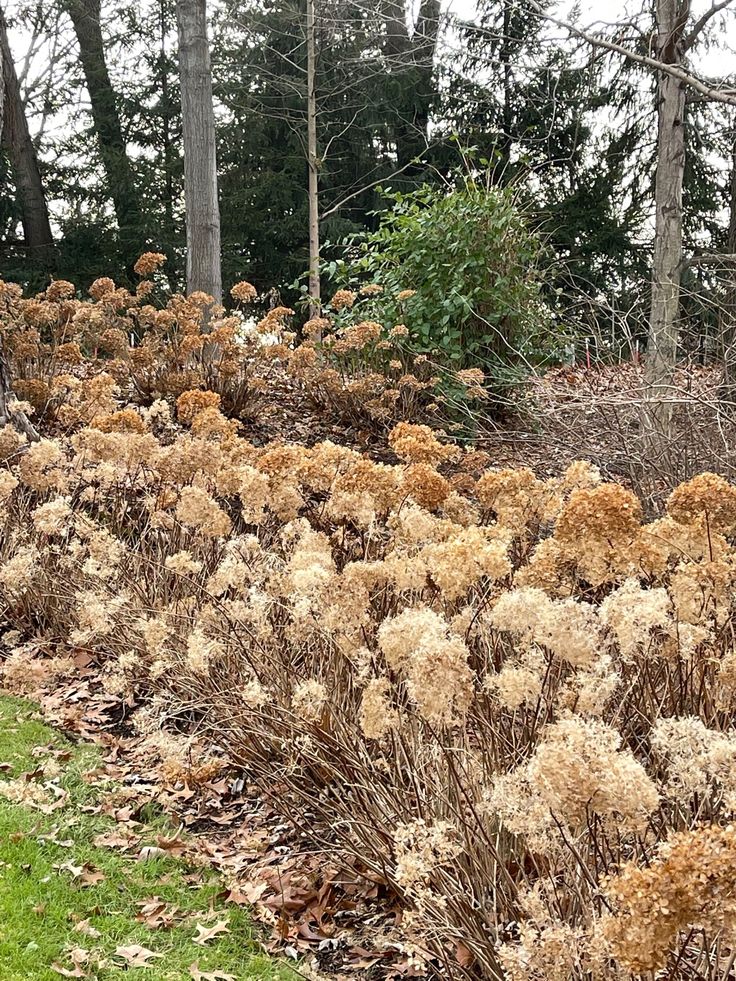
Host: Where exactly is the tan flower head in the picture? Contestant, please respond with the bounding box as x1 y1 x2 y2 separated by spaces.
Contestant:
330 289 356 311
133 252 166 276
667 471 736 533
230 281 258 303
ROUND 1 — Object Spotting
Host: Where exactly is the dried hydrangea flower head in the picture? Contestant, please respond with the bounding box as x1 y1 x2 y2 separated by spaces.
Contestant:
175 485 231 538
491 587 601 667
88 277 116 300
230 280 257 304
393 818 462 901
176 389 221 425
45 279 76 301
556 482 642 546
476 466 546 534
330 288 357 310
602 823 736 974
91 409 146 434
133 252 166 277
378 607 473 726
489 717 659 848
388 422 457 465
667 471 736 534
599 578 671 657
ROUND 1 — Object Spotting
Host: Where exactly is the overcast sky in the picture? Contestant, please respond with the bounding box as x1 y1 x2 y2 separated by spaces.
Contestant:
444 0 736 76
4 0 736 229
7 0 736 95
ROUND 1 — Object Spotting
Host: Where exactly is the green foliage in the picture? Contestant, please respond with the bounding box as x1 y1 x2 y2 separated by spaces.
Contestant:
327 180 563 375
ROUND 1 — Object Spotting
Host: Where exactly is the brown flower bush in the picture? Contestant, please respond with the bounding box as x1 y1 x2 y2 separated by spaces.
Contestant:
1 263 484 434
4 264 736 980
0 266 282 424
3 390 736 979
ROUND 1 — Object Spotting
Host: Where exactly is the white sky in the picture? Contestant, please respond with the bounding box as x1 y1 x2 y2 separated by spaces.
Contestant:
4 0 736 237
444 0 736 76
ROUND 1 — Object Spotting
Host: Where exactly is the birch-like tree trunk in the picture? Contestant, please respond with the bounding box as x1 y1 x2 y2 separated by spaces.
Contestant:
644 0 687 432
0 4 54 264
176 0 221 305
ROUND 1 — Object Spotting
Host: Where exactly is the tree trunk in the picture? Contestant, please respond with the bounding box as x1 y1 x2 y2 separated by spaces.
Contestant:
0 5 55 265
0 45 39 441
306 0 320 318
410 0 440 165
176 0 221 304
499 0 512 174
645 0 687 433
65 0 141 267
720 132 736 408
159 0 178 292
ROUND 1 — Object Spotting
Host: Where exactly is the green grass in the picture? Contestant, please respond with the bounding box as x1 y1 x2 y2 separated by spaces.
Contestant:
0 695 289 980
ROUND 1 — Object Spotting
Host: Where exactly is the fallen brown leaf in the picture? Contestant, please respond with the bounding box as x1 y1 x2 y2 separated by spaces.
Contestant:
135 897 180 929
193 920 230 946
51 965 85 979
189 963 236 981
155 832 188 857
114 944 164 968
93 830 137 850
456 942 474 968
225 881 268 905
80 867 105 887
74 918 102 939
51 947 89 978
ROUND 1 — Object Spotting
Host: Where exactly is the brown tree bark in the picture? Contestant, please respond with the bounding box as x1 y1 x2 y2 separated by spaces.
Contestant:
306 0 320 318
175 0 221 304
644 0 688 433
719 133 736 406
64 0 141 265
0 4 55 266
0 19 37 440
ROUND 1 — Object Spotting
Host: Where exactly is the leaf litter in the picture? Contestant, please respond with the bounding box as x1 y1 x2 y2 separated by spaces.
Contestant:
4 647 422 979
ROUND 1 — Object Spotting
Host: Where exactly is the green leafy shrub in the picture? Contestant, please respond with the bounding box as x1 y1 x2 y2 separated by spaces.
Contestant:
326 180 565 381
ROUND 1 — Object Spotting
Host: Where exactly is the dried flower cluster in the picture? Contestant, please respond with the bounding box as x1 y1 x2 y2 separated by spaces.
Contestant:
0 264 486 438
3 275 736 978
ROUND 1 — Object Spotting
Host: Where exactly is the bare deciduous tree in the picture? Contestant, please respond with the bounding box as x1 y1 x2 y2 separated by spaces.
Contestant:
528 0 736 435
306 0 319 316
0 3 54 265
0 7 40 443
645 0 689 430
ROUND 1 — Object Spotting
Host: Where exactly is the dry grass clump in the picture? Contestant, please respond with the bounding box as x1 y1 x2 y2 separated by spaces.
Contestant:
3 331 736 978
